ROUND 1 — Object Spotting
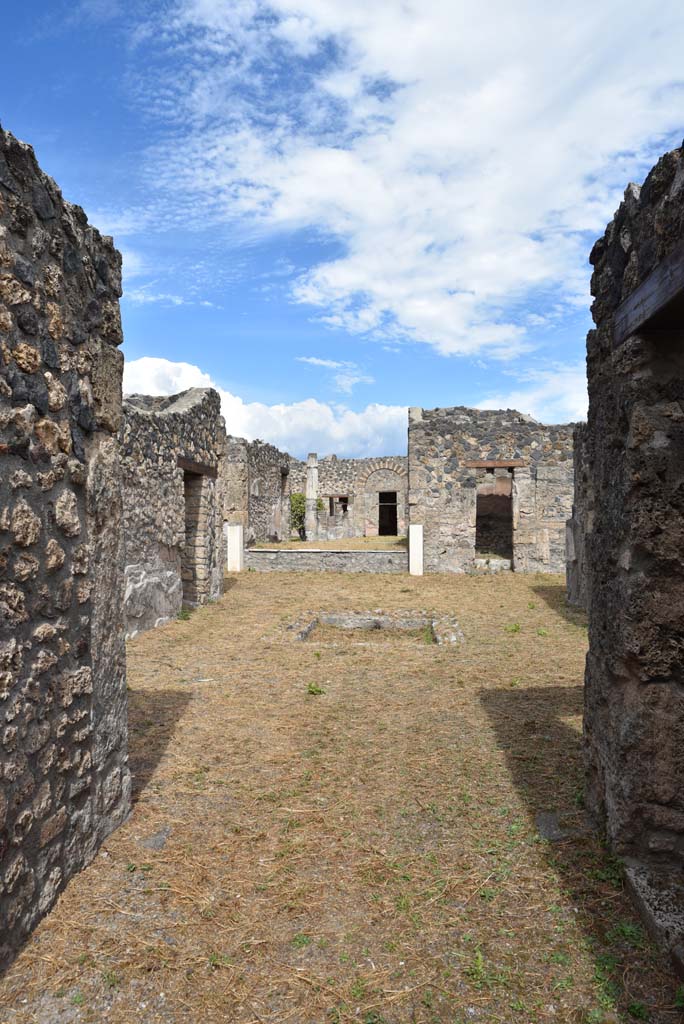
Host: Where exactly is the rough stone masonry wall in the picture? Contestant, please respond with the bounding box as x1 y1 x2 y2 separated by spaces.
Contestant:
408 406 574 573
583 146 684 885
0 125 130 967
289 455 408 540
222 436 291 543
566 423 591 608
122 388 224 636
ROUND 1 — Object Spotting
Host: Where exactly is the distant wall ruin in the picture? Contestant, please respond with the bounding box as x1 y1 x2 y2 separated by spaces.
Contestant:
121 388 225 636
0 125 130 967
288 454 408 541
222 436 290 544
408 406 574 573
583 144 684 959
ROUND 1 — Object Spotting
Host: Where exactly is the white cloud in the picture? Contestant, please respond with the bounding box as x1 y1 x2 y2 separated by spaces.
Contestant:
333 371 374 395
124 287 187 306
296 355 374 394
296 356 348 369
477 363 588 425
123 356 406 457
128 0 684 359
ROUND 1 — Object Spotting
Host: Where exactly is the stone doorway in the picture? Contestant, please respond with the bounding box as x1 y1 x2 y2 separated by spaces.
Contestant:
475 469 513 560
378 491 398 535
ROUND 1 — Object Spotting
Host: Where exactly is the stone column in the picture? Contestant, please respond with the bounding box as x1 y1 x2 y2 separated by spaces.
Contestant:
226 523 244 571
409 524 424 575
305 452 318 541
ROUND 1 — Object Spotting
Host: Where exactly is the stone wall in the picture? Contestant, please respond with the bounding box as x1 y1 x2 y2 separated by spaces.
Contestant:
222 436 290 544
0 125 130 967
407 406 574 573
121 388 224 636
289 454 408 540
245 547 408 573
566 423 590 608
583 144 684 949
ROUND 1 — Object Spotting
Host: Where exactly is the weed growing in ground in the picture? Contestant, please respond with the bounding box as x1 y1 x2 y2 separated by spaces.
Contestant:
307 681 325 695
292 933 313 949
504 622 521 633
177 607 192 621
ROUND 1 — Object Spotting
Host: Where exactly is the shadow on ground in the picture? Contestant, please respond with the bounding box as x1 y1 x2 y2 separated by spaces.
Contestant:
532 583 587 627
127 687 192 800
481 683 679 1021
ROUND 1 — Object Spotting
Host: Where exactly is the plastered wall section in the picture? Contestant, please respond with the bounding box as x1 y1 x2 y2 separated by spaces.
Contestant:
0 125 130 967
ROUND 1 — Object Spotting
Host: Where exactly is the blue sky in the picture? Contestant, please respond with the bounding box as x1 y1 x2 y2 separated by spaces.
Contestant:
3 1 684 456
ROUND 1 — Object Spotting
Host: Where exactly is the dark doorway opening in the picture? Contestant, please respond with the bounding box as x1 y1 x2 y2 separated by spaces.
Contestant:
475 471 511 561
378 491 398 536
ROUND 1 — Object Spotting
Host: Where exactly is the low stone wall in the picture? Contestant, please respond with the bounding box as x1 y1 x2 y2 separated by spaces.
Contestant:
244 548 408 573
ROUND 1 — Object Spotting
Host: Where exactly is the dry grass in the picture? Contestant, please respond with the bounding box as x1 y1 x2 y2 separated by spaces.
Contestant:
253 535 407 550
1 573 681 1024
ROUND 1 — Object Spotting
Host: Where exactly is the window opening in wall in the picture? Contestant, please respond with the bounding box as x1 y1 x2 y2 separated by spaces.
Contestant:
182 470 205 606
329 496 335 517
339 495 349 514
475 470 513 561
378 491 398 536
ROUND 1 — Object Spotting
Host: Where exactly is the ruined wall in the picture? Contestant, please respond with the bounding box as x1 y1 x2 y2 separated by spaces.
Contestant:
122 388 224 636
583 147 684 893
408 406 574 573
566 423 591 608
0 125 130 966
222 436 290 543
289 455 408 540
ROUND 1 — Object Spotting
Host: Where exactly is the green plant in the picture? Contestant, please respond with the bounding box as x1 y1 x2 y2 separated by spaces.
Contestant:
504 622 521 633
290 492 306 535
307 681 325 695
71 992 85 1007
177 606 191 621
292 932 313 948
606 920 646 948
675 986 684 1009
627 1003 648 1020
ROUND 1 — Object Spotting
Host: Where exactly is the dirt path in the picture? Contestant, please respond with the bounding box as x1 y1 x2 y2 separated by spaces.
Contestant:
0 574 679 1023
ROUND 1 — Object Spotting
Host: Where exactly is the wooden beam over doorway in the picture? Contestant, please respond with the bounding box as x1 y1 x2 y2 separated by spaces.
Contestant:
177 456 217 478
614 239 684 347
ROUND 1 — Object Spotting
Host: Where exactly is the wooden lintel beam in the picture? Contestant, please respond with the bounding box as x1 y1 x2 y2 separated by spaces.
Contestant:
177 456 217 478
463 459 525 469
614 240 684 347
